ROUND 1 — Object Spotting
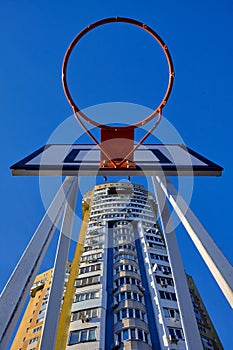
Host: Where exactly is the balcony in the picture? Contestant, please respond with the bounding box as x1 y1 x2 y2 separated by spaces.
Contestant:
30 280 45 297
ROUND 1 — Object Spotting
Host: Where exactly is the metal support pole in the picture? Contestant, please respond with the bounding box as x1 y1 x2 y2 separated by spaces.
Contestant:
152 176 203 349
0 176 77 350
54 203 90 350
154 175 233 308
40 177 78 350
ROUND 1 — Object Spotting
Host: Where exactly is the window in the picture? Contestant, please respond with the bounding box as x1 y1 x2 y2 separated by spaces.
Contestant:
114 244 135 252
199 326 208 334
150 253 169 262
32 326 42 333
122 329 129 340
148 243 166 251
79 264 101 274
74 291 99 302
138 329 143 340
154 264 171 274
114 253 137 263
126 308 133 318
159 291 177 301
114 264 138 274
39 302 47 311
68 328 96 345
81 253 102 262
113 234 134 243
133 292 139 301
131 328 136 340
71 308 99 322
87 229 103 236
194 308 204 324
80 330 87 342
120 277 124 285
202 336 214 349
122 309 127 318
168 328 183 340
127 292 132 300
85 237 104 246
115 276 140 287
117 328 148 343
83 244 103 252
36 310 46 323
89 329 96 341
75 275 100 287
121 292 126 301
117 291 142 303
156 276 174 287
116 308 145 321
29 337 39 344
146 235 163 243
163 308 180 321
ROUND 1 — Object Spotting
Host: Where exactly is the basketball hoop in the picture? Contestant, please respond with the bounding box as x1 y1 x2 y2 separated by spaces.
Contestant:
62 17 174 168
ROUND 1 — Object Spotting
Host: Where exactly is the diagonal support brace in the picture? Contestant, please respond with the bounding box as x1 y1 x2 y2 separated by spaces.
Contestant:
0 176 78 349
154 175 233 308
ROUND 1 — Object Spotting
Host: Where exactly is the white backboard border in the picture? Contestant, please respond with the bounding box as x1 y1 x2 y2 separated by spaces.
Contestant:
10 144 223 177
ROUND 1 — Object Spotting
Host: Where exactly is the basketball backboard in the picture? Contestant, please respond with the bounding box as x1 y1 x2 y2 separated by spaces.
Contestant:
10 144 223 176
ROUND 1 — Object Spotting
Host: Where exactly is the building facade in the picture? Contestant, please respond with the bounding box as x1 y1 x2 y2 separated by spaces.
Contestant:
186 275 223 350
10 264 72 350
11 182 223 350
10 268 54 350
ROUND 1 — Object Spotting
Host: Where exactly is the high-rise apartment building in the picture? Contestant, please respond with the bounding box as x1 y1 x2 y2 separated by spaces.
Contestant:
10 268 54 350
11 182 223 350
186 275 223 350
10 264 72 350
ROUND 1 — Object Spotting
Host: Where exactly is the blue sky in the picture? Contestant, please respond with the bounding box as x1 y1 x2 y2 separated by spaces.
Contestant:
1 0 233 348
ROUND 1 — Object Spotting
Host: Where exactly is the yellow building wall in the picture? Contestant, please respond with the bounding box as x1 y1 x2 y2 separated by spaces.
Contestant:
10 268 53 350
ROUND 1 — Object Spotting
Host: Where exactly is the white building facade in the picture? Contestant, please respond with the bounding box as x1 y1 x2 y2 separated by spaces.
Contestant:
66 182 220 350
11 181 223 350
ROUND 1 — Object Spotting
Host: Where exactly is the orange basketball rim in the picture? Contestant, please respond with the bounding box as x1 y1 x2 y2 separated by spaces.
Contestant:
62 17 174 169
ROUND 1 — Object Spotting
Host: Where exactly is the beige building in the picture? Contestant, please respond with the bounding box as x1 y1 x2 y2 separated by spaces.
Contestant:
11 263 72 350
11 268 53 350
